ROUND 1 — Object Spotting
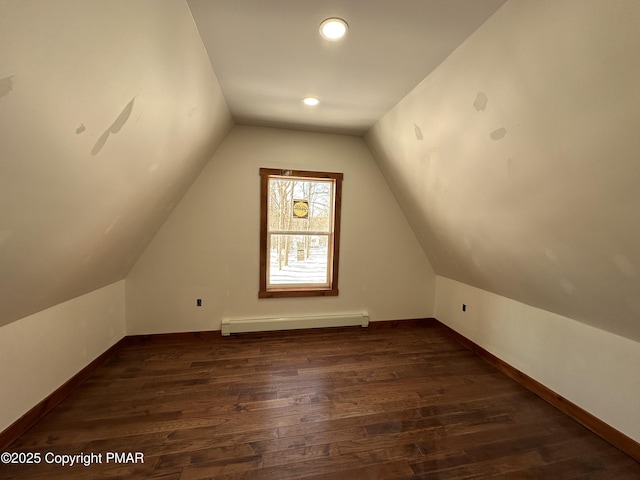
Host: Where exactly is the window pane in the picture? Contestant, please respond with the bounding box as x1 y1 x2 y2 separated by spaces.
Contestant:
268 234 330 286
268 178 333 234
259 168 342 298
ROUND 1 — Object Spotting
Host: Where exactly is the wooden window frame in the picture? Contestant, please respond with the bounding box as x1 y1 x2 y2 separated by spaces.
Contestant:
259 168 343 298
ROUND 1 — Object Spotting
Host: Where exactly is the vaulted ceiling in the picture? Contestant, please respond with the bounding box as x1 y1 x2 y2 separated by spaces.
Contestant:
2 0 640 343
366 1 640 342
0 0 233 326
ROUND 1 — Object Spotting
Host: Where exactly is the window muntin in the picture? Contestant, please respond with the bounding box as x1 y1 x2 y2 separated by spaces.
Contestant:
259 168 342 298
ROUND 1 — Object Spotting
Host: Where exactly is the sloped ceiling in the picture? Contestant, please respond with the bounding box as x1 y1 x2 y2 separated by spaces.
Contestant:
365 0 640 342
0 0 233 327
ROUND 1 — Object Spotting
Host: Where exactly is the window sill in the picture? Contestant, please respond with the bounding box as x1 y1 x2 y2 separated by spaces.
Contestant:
259 288 339 299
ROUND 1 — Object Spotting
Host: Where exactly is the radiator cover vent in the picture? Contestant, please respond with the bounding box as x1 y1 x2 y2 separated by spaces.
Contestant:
221 313 369 336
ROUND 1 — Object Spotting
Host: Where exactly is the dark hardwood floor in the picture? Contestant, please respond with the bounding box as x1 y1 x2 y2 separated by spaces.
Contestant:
2 323 639 479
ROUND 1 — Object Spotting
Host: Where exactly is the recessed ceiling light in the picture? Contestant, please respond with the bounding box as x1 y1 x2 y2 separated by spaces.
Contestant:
303 97 320 106
319 18 348 41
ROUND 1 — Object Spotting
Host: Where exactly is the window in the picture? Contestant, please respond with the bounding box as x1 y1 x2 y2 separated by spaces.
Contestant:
259 168 343 298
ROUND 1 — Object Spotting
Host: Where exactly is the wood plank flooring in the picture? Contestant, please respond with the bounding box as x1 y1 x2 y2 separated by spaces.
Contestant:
2 323 639 479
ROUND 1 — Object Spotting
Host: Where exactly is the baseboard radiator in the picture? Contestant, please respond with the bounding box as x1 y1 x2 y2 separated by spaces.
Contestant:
221 313 369 336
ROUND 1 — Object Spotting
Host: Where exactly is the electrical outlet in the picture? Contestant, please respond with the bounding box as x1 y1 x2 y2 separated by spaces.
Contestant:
197 299 202 307
462 304 466 312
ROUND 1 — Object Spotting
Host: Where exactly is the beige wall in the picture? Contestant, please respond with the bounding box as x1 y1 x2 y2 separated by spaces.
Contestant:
0 281 125 433
126 126 436 334
435 276 640 443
